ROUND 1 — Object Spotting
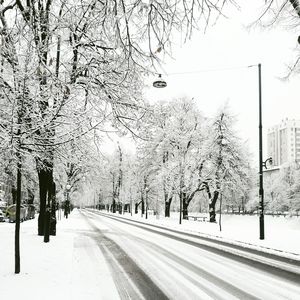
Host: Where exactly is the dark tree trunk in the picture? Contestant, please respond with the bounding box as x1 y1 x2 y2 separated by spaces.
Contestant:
182 200 189 220
112 198 116 213
164 192 173 217
182 192 189 220
44 206 50 243
209 201 216 222
209 191 219 222
50 182 56 236
141 197 145 215
37 166 54 236
38 169 49 236
165 201 171 217
135 203 138 214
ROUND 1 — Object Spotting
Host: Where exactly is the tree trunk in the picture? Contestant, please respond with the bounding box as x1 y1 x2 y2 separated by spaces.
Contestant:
141 197 145 215
164 193 173 217
112 198 116 213
44 206 50 243
182 192 189 220
209 191 219 222
37 167 54 236
50 182 56 236
182 199 189 220
38 169 48 235
165 201 171 217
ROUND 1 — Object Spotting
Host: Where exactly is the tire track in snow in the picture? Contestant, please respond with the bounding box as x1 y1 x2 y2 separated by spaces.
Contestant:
92 211 300 283
81 212 169 300
87 211 260 300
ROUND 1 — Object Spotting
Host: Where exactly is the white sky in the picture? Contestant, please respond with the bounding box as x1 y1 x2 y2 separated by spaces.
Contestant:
144 0 300 162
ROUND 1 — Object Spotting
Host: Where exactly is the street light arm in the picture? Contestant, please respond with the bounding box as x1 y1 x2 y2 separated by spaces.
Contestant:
262 157 273 169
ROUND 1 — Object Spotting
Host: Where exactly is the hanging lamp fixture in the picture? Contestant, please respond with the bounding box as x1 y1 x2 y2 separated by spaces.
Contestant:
153 74 167 88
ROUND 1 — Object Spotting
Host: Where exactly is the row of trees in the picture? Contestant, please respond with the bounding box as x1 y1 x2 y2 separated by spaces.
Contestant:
0 0 231 235
0 0 230 273
98 105 300 219
1 0 299 273
100 117 300 220
98 98 253 222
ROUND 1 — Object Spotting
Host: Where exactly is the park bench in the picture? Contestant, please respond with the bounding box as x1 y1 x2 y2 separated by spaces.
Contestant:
186 215 207 222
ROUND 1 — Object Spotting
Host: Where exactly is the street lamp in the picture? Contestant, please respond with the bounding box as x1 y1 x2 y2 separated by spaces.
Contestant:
153 74 167 88
257 63 265 239
248 64 272 240
262 157 273 169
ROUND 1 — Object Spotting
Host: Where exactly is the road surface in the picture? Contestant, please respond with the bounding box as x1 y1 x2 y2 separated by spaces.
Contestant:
78 209 300 300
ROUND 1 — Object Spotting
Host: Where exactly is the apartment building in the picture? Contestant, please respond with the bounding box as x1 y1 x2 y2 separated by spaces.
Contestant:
267 119 300 166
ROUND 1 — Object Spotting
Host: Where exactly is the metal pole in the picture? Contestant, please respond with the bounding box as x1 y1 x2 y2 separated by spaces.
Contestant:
145 190 148 219
219 192 222 232
15 156 21 273
179 160 183 225
179 192 182 224
258 63 264 240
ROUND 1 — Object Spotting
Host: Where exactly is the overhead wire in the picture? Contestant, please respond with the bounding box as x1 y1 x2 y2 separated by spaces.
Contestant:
155 64 259 77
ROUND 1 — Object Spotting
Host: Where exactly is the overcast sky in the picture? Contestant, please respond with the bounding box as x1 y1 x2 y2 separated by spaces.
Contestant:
144 0 300 162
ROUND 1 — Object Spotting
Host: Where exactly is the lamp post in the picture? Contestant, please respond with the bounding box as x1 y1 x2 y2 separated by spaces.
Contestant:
250 64 273 240
257 64 272 240
257 63 265 240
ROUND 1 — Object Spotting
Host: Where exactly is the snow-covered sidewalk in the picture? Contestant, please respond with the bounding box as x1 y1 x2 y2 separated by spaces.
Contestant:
0 210 119 300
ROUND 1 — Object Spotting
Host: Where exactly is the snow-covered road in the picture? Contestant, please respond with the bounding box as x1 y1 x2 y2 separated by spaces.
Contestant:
81 210 300 300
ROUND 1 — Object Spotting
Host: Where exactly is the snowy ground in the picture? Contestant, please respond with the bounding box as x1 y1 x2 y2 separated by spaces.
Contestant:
110 211 300 257
0 210 299 300
0 212 119 300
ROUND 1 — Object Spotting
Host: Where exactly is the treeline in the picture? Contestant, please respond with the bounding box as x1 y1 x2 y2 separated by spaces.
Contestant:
99 98 254 222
